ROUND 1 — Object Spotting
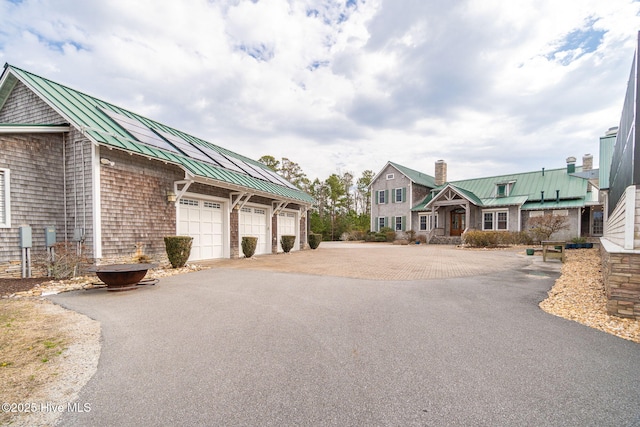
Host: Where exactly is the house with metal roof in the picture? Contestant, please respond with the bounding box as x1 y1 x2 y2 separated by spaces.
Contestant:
370 153 604 243
0 64 313 277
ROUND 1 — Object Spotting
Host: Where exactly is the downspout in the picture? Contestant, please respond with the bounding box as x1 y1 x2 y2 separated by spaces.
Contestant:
62 133 68 242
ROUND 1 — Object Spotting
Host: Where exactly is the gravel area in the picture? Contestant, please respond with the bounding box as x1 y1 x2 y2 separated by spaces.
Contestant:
540 248 640 343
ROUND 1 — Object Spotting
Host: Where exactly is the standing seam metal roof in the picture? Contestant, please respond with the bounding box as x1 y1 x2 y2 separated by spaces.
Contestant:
411 165 590 211
1 64 314 204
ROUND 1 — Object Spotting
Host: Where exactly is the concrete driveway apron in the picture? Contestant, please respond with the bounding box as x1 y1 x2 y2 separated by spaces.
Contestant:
50 245 640 426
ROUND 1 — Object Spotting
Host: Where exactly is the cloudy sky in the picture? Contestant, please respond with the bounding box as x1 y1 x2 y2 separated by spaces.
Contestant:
1 0 640 182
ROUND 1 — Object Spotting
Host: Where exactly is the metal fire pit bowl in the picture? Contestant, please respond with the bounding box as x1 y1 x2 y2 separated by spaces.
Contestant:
91 263 157 292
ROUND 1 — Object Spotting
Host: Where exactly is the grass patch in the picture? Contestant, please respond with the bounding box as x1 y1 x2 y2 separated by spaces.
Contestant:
0 300 70 425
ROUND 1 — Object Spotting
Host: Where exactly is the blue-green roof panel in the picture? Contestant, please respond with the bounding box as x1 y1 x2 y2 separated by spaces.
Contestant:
2 64 313 204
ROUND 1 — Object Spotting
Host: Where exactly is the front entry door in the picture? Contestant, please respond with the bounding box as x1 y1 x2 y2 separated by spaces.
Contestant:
450 209 466 236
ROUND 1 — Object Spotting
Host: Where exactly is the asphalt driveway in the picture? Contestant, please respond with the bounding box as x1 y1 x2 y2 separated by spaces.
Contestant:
50 246 640 426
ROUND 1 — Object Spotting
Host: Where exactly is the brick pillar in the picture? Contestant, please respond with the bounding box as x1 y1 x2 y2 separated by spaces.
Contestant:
583 154 593 171
230 209 239 259
272 214 278 254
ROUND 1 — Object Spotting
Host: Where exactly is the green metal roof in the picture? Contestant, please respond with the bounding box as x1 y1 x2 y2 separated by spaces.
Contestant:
0 64 313 204
389 162 436 188
599 132 616 190
412 165 589 211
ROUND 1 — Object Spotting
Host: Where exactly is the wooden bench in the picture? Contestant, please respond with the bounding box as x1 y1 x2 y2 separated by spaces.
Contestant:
542 241 565 263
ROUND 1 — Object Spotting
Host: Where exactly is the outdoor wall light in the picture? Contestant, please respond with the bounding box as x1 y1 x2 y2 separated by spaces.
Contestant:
100 157 115 166
166 190 177 203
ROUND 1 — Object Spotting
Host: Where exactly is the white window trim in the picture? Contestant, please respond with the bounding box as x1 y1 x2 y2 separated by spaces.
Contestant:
419 213 436 231
378 217 386 231
482 209 508 231
394 188 402 203
386 173 394 180
378 190 386 204
0 168 10 228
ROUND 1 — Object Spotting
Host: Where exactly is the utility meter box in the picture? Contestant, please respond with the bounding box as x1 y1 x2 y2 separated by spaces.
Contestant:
45 226 56 247
19 225 32 248
72 228 84 242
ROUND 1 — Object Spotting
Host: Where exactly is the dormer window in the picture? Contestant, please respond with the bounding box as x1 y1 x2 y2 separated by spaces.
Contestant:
495 181 514 198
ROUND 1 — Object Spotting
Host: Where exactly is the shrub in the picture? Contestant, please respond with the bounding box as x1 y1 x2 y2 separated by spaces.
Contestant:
164 236 193 268
242 236 258 258
416 234 428 244
527 214 569 243
463 230 500 247
49 242 89 279
405 229 416 242
463 230 534 248
308 233 322 249
380 226 396 242
280 235 296 253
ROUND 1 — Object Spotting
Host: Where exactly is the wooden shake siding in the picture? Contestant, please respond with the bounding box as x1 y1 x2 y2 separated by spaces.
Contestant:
0 134 66 277
99 149 183 264
0 81 65 124
0 81 93 277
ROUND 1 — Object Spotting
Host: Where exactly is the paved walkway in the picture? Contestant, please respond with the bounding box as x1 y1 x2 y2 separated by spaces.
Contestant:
48 245 640 426
201 242 534 280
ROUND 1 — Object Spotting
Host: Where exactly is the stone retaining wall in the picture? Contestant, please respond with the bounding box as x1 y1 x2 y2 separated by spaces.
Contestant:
600 241 640 319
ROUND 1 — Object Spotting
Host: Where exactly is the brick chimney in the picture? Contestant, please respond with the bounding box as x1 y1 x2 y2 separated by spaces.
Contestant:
435 160 447 186
582 153 593 171
566 156 576 174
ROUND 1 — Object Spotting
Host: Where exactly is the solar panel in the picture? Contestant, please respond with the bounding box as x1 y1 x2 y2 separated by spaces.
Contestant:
101 108 180 154
152 129 214 164
196 144 248 174
236 160 276 182
262 168 298 189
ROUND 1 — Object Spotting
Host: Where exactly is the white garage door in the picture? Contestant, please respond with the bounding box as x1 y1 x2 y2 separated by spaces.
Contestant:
239 206 269 255
178 198 224 261
277 211 298 252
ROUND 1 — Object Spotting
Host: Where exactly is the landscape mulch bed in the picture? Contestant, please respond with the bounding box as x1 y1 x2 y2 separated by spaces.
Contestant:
0 278 48 296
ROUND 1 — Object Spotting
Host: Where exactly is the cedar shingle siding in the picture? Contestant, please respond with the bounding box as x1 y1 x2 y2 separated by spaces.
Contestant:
0 83 97 277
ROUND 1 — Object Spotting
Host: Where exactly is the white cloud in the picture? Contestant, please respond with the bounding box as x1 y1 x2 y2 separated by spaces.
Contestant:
1 0 639 182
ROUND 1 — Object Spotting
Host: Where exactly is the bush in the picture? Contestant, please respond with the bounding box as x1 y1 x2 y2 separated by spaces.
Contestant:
49 242 89 279
164 236 193 268
242 236 258 258
308 233 322 249
463 230 533 248
380 227 396 242
405 229 416 242
280 235 296 253
527 214 570 243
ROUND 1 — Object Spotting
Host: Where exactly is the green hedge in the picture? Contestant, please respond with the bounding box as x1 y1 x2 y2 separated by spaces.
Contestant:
462 230 533 248
308 233 322 249
280 235 296 253
164 236 193 268
242 236 258 258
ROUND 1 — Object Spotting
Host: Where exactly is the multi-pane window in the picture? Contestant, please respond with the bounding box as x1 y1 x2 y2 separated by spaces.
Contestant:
483 210 508 231
593 211 604 235
378 191 386 204
395 188 403 203
395 216 403 231
419 214 437 231
497 212 508 230
483 212 494 230
378 217 386 230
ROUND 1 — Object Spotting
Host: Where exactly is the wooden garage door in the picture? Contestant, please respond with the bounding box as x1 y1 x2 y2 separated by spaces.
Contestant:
178 198 224 260
239 206 269 255
277 211 298 252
